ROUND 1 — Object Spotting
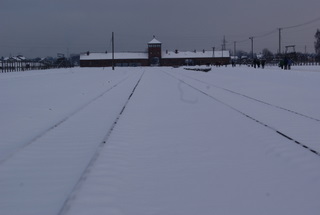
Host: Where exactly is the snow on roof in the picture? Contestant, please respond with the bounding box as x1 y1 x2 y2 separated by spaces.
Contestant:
81 50 230 61
2 56 26 61
162 50 230 59
80 52 148 60
148 38 161 44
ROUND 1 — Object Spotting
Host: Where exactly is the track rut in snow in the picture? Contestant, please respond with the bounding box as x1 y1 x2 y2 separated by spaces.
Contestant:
178 72 320 122
58 71 145 215
164 70 320 157
0 74 132 165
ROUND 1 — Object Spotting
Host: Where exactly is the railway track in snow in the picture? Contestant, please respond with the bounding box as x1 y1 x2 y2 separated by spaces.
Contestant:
175 72 320 122
0 73 134 165
164 70 320 157
0 70 145 215
58 70 145 215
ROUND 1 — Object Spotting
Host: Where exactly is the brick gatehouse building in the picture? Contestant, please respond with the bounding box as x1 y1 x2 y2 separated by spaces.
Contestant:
80 37 230 67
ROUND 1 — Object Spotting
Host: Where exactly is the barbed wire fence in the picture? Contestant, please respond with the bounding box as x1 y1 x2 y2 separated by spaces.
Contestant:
0 57 74 73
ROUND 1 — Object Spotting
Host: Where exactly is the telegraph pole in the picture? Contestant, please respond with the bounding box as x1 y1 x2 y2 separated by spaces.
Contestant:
278 28 282 54
234 41 236 57
222 35 226 50
305 45 307 54
249 37 254 59
221 45 224 57
221 35 227 58
112 32 115 70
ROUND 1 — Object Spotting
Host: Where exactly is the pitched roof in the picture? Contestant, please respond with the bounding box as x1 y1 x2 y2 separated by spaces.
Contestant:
162 50 230 59
80 50 230 60
148 38 161 44
80 52 148 60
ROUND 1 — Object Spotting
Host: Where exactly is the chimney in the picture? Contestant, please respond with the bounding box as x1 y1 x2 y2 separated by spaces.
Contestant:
203 49 205 53
175 49 178 54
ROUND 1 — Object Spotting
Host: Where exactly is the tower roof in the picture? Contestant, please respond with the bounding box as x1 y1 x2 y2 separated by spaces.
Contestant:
148 37 161 44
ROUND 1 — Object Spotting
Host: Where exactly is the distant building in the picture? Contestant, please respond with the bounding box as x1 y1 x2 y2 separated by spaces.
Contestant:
80 37 230 67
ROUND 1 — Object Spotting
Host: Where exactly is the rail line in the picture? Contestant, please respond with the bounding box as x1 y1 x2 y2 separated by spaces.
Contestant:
177 72 320 122
0 73 133 165
164 71 320 157
58 71 145 215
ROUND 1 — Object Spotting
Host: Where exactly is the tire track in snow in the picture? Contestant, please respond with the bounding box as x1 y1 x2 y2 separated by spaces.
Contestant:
163 71 320 157
0 73 132 165
58 71 145 215
177 72 320 122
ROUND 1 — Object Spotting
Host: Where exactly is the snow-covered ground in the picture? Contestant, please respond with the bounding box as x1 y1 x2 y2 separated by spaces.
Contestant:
0 66 320 215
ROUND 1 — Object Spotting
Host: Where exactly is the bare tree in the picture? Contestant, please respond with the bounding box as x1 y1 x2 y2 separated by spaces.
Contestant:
315 29 320 55
262 48 274 61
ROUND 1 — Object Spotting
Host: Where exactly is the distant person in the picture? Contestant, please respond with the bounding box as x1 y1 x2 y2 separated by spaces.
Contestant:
261 59 266 69
288 59 292 70
284 57 288 70
253 59 257 68
279 59 284 69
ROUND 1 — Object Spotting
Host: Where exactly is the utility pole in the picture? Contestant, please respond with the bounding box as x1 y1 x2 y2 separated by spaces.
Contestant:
305 45 307 54
278 28 282 54
221 35 227 58
223 36 225 50
112 32 115 70
249 37 254 59
222 35 227 51
221 45 224 57
234 41 236 57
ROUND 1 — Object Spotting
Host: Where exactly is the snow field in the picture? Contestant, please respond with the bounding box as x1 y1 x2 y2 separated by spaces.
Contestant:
0 66 320 215
65 68 320 215
0 68 144 214
167 69 320 153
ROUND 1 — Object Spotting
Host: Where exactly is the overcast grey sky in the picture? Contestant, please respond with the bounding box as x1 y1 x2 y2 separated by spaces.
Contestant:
1 0 320 58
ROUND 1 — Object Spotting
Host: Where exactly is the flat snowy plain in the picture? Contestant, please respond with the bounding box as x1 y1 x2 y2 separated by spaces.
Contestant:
0 65 320 215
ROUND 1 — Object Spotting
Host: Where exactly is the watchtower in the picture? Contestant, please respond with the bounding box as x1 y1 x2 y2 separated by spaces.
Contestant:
148 36 162 66
285 45 297 62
